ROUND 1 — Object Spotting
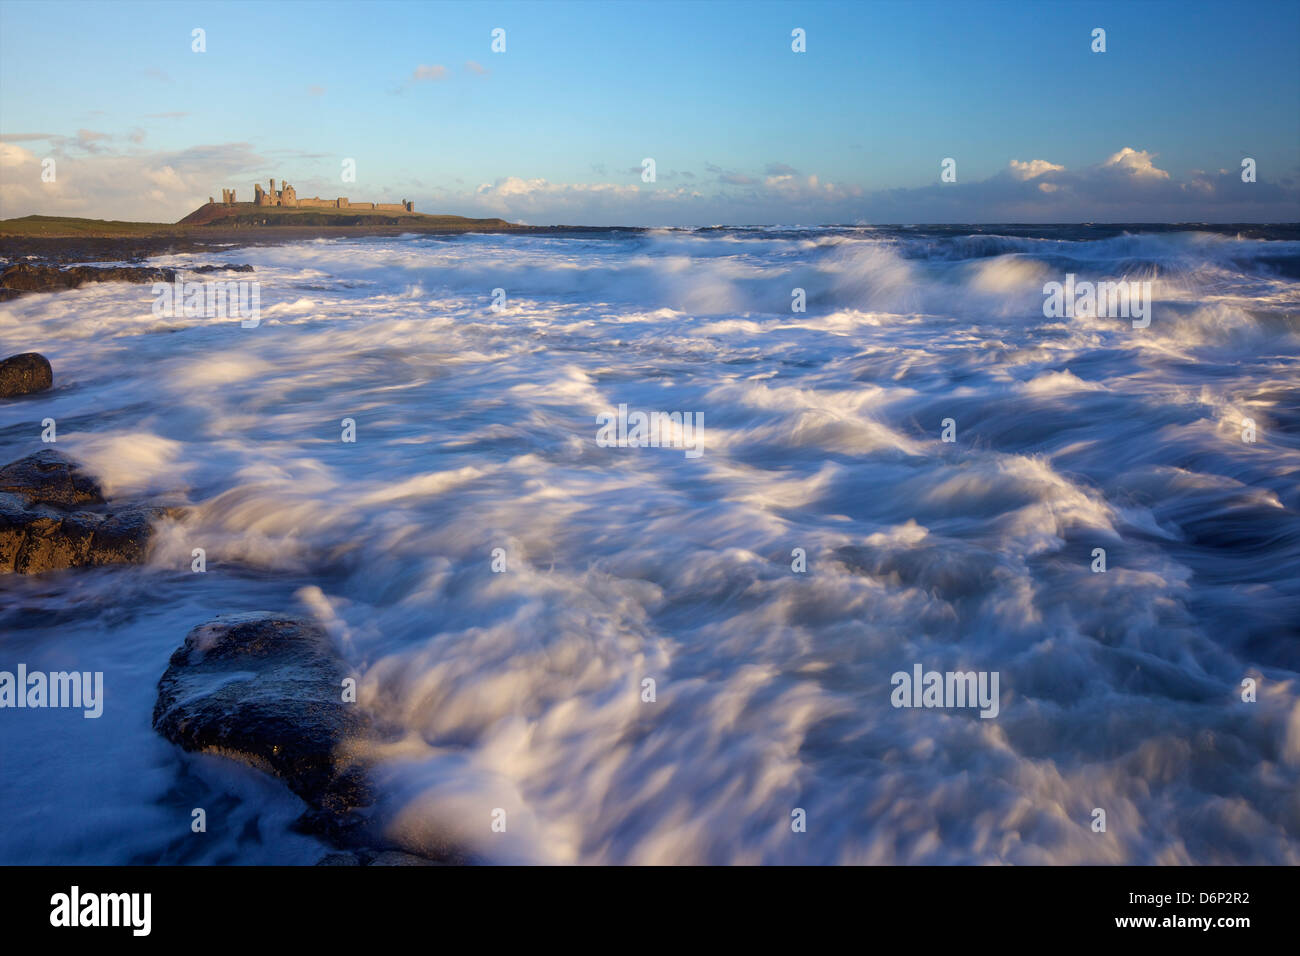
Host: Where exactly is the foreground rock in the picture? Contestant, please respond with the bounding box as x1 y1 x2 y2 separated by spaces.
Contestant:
0 449 104 507
153 614 373 827
153 614 467 863
0 450 162 573
0 262 176 300
0 352 53 398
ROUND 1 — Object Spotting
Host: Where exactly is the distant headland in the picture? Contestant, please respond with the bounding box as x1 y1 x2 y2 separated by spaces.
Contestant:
0 185 637 263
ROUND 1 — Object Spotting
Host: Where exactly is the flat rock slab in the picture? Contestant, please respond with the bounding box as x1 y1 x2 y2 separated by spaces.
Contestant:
152 614 372 821
0 352 53 398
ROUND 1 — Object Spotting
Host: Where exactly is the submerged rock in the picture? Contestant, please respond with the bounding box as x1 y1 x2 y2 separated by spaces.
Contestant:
154 613 467 863
0 352 53 398
152 614 372 823
0 451 161 574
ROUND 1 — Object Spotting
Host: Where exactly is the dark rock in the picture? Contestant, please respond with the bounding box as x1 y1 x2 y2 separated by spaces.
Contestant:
153 614 465 864
0 352 53 398
314 849 448 867
8 505 99 574
0 262 176 300
90 508 159 565
0 496 29 569
189 263 255 274
315 852 361 866
364 850 446 866
0 451 159 573
0 449 105 507
152 614 372 821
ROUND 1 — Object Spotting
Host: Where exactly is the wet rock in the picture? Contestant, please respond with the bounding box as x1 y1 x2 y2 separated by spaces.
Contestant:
314 849 445 866
89 508 159 565
152 614 372 821
364 849 446 866
1 501 96 573
0 261 176 300
0 451 160 573
155 613 465 863
0 449 105 507
0 352 53 398
189 263 255 274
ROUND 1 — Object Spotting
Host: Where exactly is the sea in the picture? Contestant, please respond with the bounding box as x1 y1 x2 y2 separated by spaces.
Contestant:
1 223 1298 864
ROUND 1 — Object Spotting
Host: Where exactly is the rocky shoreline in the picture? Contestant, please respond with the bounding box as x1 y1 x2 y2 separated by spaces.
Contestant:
0 261 260 301
0 448 459 863
0 349 461 865
0 262 179 301
0 223 643 267
0 220 631 313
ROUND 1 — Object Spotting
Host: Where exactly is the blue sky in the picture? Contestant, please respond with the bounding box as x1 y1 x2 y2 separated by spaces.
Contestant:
1 0 1297 224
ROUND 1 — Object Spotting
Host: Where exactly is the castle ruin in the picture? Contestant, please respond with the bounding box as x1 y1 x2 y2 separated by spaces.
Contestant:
212 178 413 213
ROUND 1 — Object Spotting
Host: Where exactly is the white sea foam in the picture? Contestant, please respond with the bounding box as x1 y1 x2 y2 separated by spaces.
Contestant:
0 228 1297 864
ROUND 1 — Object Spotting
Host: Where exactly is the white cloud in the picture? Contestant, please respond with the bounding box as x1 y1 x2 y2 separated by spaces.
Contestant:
471 176 644 215
1008 158 1065 180
0 140 268 221
1101 147 1170 180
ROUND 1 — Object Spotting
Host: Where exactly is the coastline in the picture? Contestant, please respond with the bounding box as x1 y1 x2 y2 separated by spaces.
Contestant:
0 220 646 265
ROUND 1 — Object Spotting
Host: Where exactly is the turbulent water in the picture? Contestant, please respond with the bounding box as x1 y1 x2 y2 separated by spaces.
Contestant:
2 225 1298 865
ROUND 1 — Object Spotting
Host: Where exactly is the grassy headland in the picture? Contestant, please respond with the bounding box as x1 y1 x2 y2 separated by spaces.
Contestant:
0 206 606 264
